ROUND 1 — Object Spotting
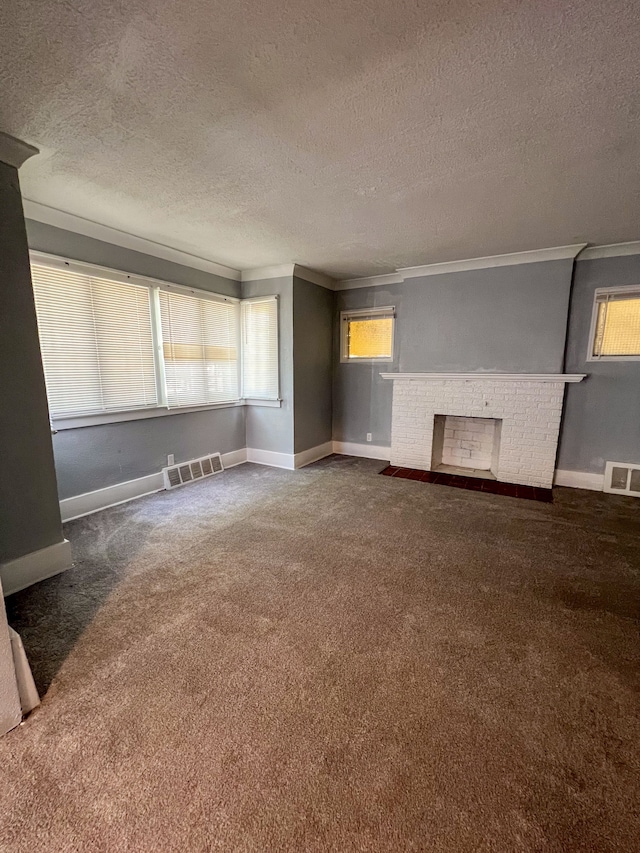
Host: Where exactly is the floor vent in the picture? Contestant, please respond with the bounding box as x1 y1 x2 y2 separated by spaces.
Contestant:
604 461 640 497
163 453 224 490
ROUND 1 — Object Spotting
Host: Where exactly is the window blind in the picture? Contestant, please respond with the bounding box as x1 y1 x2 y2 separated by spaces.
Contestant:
31 263 158 417
159 289 240 407
593 291 640 357
241 297 279 399
347 317 393 358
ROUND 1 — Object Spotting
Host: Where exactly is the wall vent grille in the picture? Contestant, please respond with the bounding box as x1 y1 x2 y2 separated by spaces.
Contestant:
604 461 640 497
163 452 224 490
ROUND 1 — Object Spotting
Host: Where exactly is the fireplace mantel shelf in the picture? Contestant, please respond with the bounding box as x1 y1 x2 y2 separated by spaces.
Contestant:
380 373 586 383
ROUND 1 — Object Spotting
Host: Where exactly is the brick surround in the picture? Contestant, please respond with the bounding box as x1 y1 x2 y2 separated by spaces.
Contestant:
384 374 585 489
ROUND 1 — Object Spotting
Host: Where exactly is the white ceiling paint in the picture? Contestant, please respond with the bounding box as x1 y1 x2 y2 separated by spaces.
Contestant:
2 0 640 279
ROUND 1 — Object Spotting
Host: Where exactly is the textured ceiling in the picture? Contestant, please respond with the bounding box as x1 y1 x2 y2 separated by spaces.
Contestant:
1 0 639 278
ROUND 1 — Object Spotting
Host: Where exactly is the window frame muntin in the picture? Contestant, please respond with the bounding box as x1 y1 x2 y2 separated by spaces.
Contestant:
586 285 640 362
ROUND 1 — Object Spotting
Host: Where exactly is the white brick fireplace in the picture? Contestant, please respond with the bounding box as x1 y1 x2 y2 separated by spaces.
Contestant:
382 373 585 489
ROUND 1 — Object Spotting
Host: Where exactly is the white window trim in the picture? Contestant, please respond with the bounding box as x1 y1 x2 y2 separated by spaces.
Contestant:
50 398 281 431
586 285 640 362
52 401 243 430
243 398 282 408
340 306 396 363
31 251 282 427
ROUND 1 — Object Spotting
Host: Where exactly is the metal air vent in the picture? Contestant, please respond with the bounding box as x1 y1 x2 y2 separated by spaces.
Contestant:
604 461 640 497
163 452 224 490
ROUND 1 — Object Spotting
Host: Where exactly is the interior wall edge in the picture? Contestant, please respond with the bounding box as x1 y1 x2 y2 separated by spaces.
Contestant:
293 442 333 469
246 448 295 469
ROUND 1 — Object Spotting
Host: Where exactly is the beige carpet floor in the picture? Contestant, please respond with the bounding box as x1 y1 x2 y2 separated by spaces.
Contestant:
2 456 639 852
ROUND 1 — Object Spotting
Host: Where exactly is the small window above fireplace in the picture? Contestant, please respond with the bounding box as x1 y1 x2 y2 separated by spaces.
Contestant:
340 307 395 363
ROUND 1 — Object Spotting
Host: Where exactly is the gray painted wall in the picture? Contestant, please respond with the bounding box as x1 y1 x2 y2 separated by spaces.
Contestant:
54 408 245 499
558 255 640 474
333 259 574 447
242 276 294 454
293 277 333 453
0 166 64 562
26 220 246 498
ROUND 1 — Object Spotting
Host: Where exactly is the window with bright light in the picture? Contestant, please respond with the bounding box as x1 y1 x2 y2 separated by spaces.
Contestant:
159 289 239 407
31 256 278 421
340 307 395 362
590 287 640 359
241 297 279 400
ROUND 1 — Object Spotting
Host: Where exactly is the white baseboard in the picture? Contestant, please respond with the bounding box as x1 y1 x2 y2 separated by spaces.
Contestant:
53 449 605 536
221 448 248 469
1 539 73 597
554 469 604 491
247 442 333 470
60 472 165 522
60 449 247 522
332 441 391 461
294 441 333 469
246 447 295 469
59 444 329 522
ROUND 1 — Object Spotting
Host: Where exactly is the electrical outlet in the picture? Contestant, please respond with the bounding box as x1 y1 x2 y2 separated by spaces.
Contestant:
366 433 372 442
167 454 175 466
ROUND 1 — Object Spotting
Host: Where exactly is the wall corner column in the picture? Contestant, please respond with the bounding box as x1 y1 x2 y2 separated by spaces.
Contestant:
0 132 70 595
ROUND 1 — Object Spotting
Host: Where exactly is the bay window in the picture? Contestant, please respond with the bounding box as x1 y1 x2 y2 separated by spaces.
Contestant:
30 254 279 424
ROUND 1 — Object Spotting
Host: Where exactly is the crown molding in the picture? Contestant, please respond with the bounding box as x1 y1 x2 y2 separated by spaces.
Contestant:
337 272 404 290
22 199 241 281
397 244 587 279
578 241 640 261
241 263 336 289
241 264 295 282
335 245 587 289
0 132 39 169
293 264 336 290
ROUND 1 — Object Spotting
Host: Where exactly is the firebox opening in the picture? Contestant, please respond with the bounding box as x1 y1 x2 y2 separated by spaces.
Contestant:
431 415 502 480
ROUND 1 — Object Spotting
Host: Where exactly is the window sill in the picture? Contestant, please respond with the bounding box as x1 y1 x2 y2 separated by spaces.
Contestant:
339 357 395 364
52 398 280 430
244 398 282 408
586 355 640 362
